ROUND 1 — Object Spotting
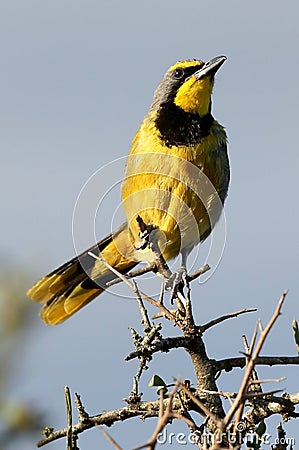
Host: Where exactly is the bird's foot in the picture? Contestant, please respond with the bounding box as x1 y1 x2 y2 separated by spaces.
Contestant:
165 266 189 304
134 215 156 251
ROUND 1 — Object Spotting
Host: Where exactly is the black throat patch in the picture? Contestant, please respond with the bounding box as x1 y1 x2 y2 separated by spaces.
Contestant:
155 103 214 147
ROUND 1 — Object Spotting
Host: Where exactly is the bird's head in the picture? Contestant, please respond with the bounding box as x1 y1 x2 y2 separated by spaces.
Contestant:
151 56 226 117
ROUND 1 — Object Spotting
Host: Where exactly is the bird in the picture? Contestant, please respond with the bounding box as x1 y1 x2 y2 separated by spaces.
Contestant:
27 55 230 325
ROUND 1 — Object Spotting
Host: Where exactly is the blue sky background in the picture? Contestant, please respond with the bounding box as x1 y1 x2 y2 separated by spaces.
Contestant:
1 1 299 448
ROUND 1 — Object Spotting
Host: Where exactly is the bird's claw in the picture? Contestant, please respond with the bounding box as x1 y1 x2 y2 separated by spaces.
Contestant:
165 266 189 304
135 215 157 251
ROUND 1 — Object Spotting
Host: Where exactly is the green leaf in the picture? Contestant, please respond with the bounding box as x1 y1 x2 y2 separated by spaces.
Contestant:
148 374 166 387
256 420 266 437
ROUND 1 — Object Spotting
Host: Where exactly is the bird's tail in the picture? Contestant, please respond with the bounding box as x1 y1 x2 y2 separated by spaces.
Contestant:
27 223 137 325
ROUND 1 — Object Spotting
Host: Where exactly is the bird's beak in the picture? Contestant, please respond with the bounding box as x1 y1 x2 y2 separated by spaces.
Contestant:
194 55 227 80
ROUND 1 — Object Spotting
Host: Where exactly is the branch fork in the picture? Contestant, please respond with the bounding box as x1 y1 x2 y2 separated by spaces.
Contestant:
38 231 298 450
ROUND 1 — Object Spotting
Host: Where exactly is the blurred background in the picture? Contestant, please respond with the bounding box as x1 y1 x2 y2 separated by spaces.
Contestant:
0 0 298 448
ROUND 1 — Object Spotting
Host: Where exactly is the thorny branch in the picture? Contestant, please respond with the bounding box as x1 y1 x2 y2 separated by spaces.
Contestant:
217 355 299 372
37 397 181 448
221 291 289 434
37 250 299 449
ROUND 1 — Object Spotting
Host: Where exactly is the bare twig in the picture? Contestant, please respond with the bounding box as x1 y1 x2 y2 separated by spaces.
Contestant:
292 319 299 353
88 252 136 291
187 264 210 282
245 389 284 398
134 283 152 331
107 263 157 287
75 393 89 423
183 276 194 329
241 333 261 389
125 335 193 361
158 389 164 419
156 279 165 306
131 322 162 380
88 252 176 323
100 428 123 450
222 290 288 431
37 397 182 447
64 386 73 450
234 334 261 426
242 335 250 359
249 377 286 385
217 355 299 372
107 257 210 289
249 322 259 355
176 389 199 431
258 319 264 333
138 290 177 323
130 376 139 398
201 389 237 399
200 308 257 333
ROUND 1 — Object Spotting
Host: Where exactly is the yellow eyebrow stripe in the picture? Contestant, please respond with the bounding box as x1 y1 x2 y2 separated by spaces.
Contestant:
169 60 203 72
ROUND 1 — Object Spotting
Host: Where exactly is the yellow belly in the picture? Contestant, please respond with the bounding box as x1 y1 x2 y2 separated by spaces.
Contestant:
121 116 228 263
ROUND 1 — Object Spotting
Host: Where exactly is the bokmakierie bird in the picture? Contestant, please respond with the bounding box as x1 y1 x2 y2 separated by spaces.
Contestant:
27 55 230 325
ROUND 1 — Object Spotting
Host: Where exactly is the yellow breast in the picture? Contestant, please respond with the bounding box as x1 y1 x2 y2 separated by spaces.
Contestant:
121 113 228 262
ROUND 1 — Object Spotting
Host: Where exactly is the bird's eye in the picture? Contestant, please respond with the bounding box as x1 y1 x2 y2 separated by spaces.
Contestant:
173 68 185 80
